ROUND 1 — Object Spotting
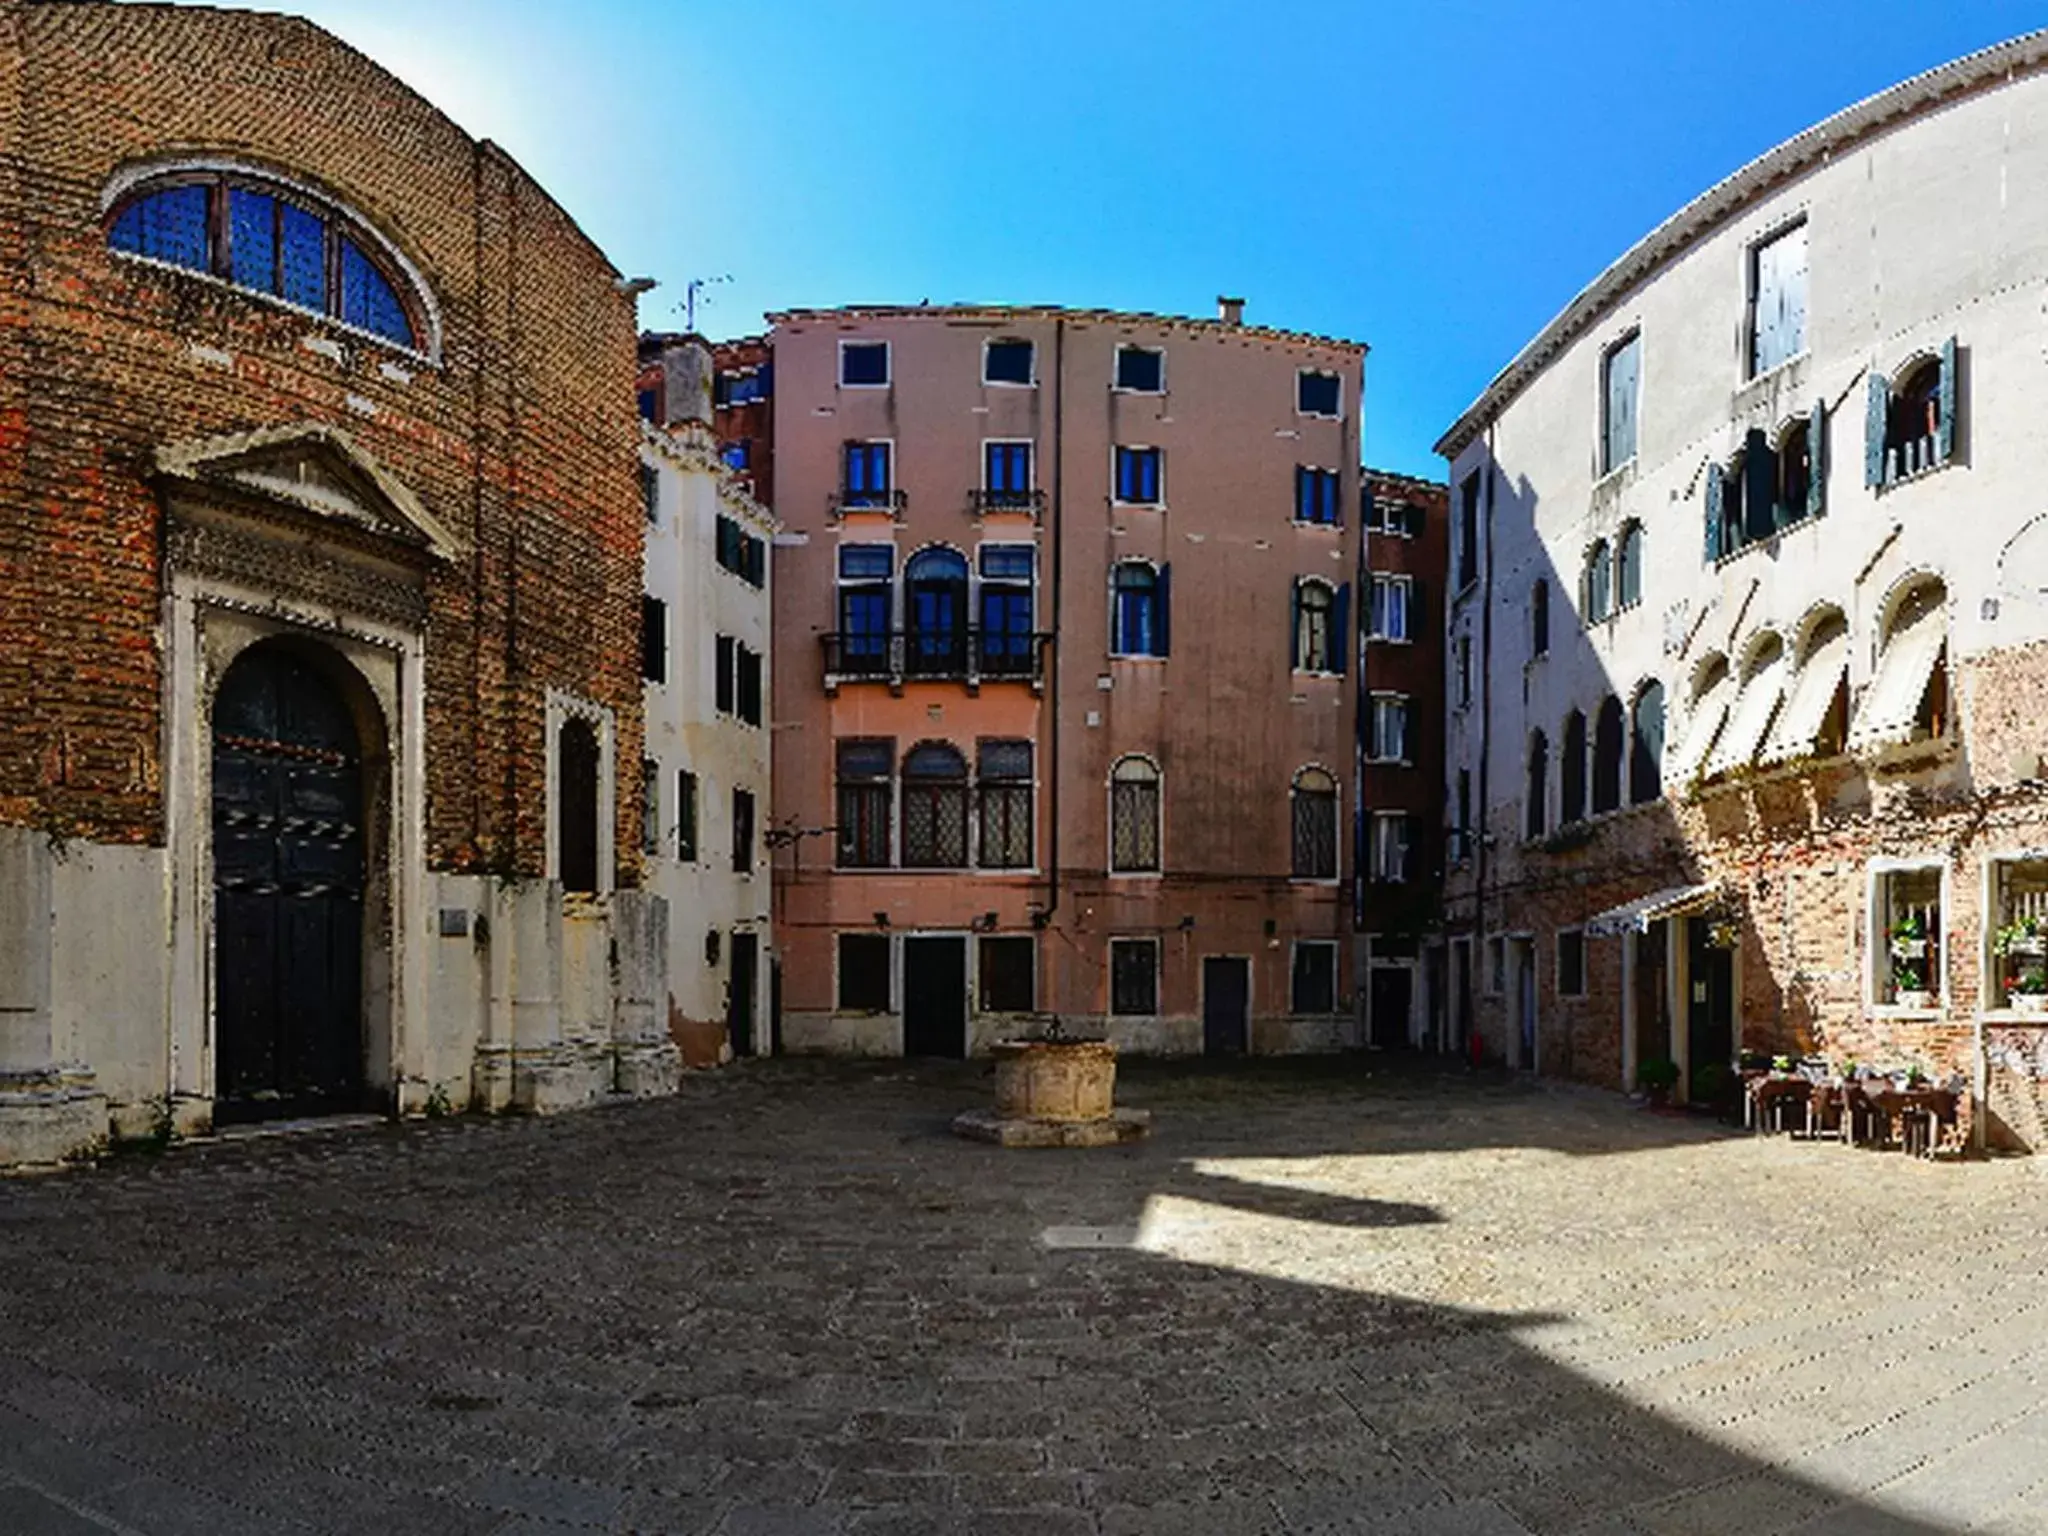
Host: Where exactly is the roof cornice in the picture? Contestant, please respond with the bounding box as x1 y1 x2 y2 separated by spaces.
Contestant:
1435 29 2048 461
764 303 1366 355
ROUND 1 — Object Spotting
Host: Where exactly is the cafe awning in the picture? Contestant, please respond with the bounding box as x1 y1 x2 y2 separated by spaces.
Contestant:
1584 882 1717 938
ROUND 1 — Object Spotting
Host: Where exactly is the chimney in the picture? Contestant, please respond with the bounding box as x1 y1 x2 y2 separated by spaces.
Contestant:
1217 295 1245 326
658 335 714 428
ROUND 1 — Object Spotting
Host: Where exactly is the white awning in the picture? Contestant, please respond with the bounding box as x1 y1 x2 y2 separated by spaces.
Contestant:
1584 883 1717 938
1760 628 1850 765
1704 650 1788 779
1849 602 1946 753
1671 672 1734 784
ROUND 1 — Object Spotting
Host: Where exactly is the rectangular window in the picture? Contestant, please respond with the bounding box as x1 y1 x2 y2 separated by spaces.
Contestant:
1112 564 1167 658
675 769 698 862
641 596 667 683
641 463 660 525
1295 581 1336 673
731 788 755 874
839 932 891 1011
1291 775 1338 880
1114 446 1162 505
978 936 1035 1013
1369 575 1412 642
1990 859 2048 1010
1485 936 1504 995
1875 866 1942 1006
1110 763 1161 872
1291 942 1337 1014
641 759 661 856
1455 769 1472 861
716 515 743 575
1297 370 1341 417
835 739 893 868
1750 221 1808 378
637 387 658 423
1457 471 1480 590
978 546 1035 677
1369 695 1410 764
1602 331 1640 474
1557 929 1586 997
1371 812 1412 884
977 739 1033 869
840 340 889 387
984 338 1035 386
736 644 763 727
742 532 766 589
1295 466 1340 526
720 439 752 472
984 441 1033 503
714 634 735 714
1115 345 1164 393
842 441 892 507
1531 579 1550 658
837 544 894 677
1109 938 1159 1015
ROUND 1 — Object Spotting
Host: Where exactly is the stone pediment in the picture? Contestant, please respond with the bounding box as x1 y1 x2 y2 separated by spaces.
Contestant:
155 423 463 563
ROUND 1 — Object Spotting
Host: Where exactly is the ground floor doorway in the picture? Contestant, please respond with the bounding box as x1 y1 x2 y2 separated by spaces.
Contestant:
1368 967 1414 1049
903 936 967 1058
728 931 758 1057
1686 916 1735 1098
1202 956 1250 1055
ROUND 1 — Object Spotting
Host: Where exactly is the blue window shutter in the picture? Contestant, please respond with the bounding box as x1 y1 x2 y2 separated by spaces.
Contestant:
1332 582 1351 675
1288 581 1302 669
1409 577 1425 637
1145 450 1160 503
1115 449 1131 501
1704 462 1723 564
1864 370 1890 488
1742 428 1775 543
1157 564 1171 656
1808 400 1827 519
1294 466 1309 521
1937 335 1957 464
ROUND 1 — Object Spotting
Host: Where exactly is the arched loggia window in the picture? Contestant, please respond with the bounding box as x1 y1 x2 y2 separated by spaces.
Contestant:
1630 682 1665 803
904 548 968 677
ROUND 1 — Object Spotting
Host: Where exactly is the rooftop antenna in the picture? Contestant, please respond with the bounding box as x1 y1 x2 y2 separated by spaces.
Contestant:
682 274 731 334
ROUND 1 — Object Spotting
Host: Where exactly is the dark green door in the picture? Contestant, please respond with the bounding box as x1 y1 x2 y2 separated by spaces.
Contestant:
212 644 365 1121
1686 917 1734 1098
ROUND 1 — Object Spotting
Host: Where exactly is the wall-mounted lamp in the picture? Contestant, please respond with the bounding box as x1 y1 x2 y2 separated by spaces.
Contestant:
872 911 890 930
972 911 999 933
1178 915 1196 931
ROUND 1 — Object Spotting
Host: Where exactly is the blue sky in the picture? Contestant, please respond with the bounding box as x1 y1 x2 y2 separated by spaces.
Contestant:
272 1 2041 478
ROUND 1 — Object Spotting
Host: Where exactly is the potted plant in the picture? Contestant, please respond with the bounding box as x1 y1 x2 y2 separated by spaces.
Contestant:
1638 1056 1680 1108
1889 913 1933 1008
1995 917 2048 1013
2013 964 2048 1016
1692 1060 1735 1118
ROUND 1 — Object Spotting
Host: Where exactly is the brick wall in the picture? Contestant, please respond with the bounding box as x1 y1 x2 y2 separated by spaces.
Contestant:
0 2 644 883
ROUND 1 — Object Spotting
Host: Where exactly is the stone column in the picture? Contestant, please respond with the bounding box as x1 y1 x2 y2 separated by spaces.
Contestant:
611 889 679 1097
0 828 106 1166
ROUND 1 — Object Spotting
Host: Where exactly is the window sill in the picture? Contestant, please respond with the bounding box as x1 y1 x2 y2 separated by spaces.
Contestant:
1110 652 1168 664
1876 453 1954 493
1291 519 1343 531
1591 457 1636 495
1982 1009 2048 1025
1293 667 1344 680
1366 635 1413 647
1111 500 1164 511
981 380 1038 390
1109 869 1163 880
1291 876 1343 887
1738 349 1809 397
1867 1004 1945 1021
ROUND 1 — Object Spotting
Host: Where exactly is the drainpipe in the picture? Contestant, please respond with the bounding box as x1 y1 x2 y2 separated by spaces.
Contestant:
1038 319 1065 962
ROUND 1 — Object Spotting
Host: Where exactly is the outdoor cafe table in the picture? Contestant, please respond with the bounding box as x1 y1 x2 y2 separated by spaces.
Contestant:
1850 1081 1959 1156
1745 1073 1812 1134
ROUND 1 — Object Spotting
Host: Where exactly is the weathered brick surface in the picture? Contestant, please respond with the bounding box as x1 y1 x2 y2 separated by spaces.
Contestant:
0 1 645 882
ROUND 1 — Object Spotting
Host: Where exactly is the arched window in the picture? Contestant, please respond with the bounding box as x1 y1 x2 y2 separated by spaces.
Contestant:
1525 730 1548 840
1630 682 1665 804
904 548 968 677
1110 755 1161 872
1616 522 1644 611
1854 577 1950 752
1888 359 1944 473
1560 710 1587 825
1290 767 1338 879
556 717 600 894
1584 541 1611 624
107 169 424 351
1294 580 1335 672
1673 653 1733 783
1112 562 1165 657
1764 610 1849 764
900 743 968 867
1707 633 1787 778
1592 696 1625 812
1777 418 1812 523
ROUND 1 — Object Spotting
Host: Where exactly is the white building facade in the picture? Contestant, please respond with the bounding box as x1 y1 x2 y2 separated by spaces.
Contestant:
1439 34 2048 1149
641 337 778 1064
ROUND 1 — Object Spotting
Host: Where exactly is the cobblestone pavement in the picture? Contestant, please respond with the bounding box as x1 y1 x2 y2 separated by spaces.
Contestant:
1 1057 2044 1535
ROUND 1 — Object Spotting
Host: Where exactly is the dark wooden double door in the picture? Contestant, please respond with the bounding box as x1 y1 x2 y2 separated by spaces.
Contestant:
212 644 367 1121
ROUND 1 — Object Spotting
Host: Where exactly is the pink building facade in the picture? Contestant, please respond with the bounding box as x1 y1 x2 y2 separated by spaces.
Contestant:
767 304 1366 1055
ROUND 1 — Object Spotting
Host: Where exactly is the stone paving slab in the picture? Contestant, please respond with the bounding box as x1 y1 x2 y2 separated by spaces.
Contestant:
0 1058 2040 1532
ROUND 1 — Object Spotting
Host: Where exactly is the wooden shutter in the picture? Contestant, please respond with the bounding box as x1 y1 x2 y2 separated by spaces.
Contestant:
1332 582 1351 675
715 634 735 713
1409 577 1426 639
1936 335 1957 465
1288 580 1302 669
1865 370 1890 488
1742 427 1776 543
1808 399 1827 519
1704 462 1723 564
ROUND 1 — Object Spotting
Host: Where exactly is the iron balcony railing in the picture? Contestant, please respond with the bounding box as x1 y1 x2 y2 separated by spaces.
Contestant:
827 488 909 522
821 628 1049 688
967 488 1046 520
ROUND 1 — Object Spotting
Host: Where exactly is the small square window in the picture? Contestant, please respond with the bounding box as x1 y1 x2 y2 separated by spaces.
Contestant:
720 439 751 471
1298 371 1341 418
1110 938 1159 1015
640 463 659 525
1115 446 1161 505
1295 466 1340 525
979 936 1035 1012
840 340 889 387
1115 345 1164 393
1557 930 1586 997
984 339 1034 386
839 933 891 1011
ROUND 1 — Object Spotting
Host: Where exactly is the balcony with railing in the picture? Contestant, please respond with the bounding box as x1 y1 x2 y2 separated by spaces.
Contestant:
820 627 1049 694
967 488 1046 521
827 488 908 523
